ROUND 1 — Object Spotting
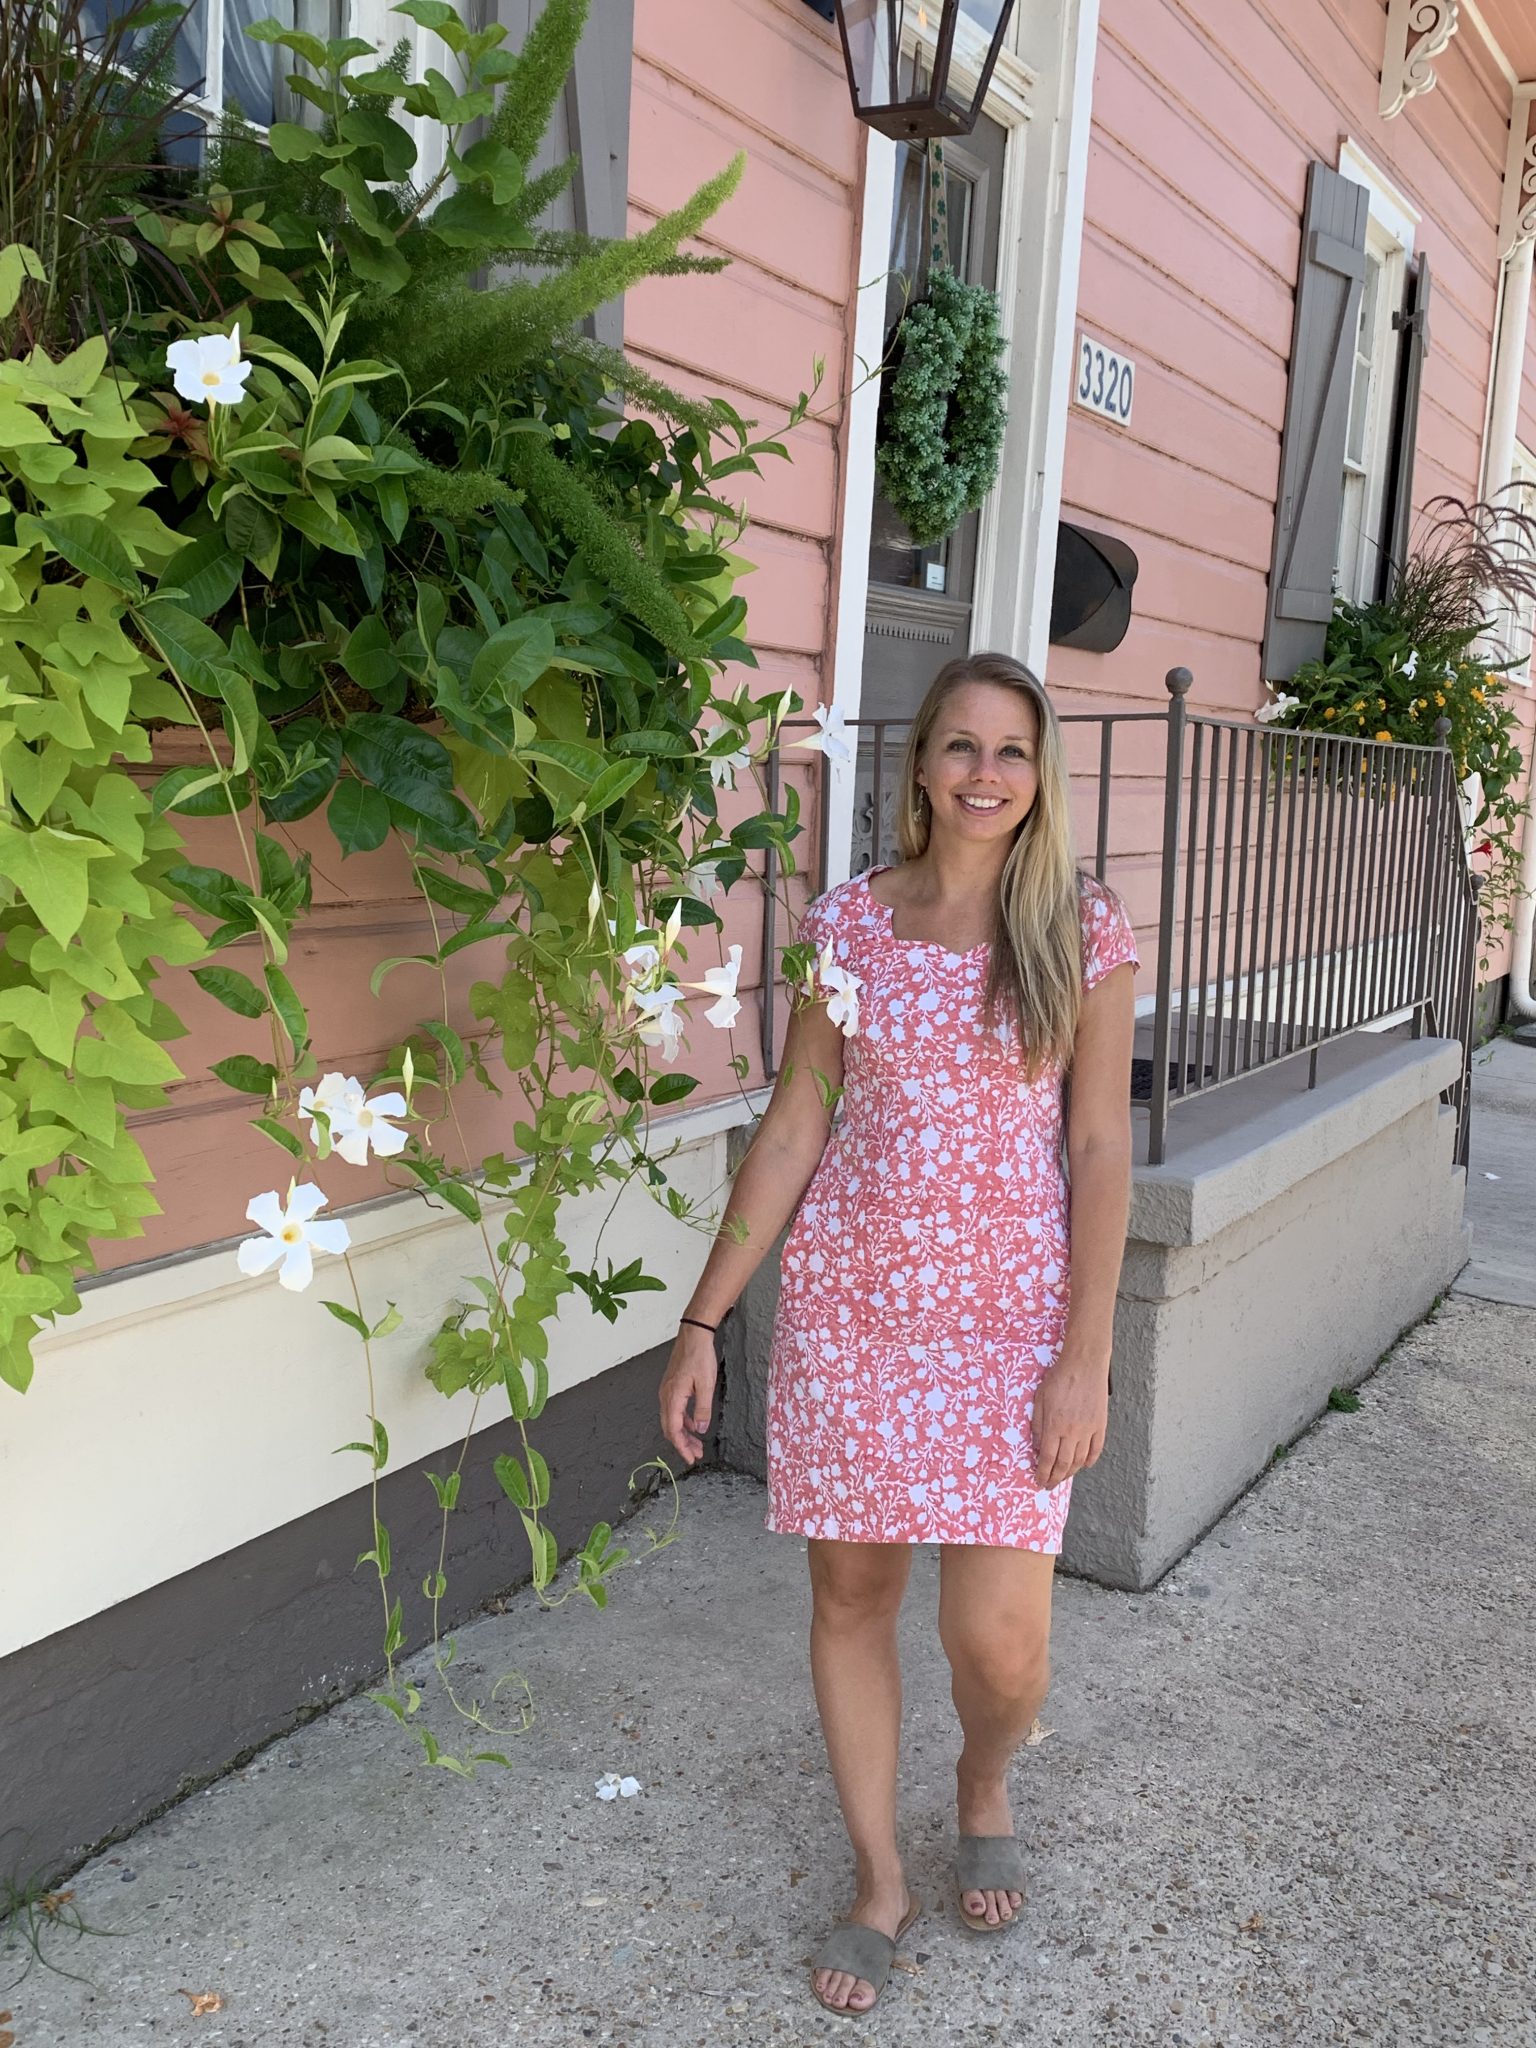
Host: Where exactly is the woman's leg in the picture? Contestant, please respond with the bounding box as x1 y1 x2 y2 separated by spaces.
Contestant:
938 1545 1057 1927
807 1537 915 2012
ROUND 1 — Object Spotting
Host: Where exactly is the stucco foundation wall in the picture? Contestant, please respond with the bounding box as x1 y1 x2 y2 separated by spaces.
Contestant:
1065 1073 1470 1590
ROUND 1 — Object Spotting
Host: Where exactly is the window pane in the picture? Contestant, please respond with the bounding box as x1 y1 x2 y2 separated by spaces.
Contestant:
225 0 290 125
1345 356 1372 469
869 142 978 590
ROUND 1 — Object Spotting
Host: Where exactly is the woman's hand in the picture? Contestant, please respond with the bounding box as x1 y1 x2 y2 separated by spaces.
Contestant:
1032 1350 1110 1489
659 1325 719 1467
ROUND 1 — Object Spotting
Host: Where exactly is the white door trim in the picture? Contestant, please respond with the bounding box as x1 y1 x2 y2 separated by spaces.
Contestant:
823 0 1102 887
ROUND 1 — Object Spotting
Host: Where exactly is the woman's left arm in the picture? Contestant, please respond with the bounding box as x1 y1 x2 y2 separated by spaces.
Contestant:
1032 961 1137 1488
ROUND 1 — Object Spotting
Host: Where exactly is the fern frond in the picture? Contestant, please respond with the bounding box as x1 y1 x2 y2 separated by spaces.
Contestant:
503 435 703 660
493 0 588 167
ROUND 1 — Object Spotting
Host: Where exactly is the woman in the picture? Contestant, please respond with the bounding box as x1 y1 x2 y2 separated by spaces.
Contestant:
659 652 1139 2017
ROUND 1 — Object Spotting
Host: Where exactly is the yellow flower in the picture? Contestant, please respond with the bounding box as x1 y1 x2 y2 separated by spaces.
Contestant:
1374 729 1393 742
1472 687 1484 701
1376 698 1386 711
1434 691 1445 707
1324 707 1336 720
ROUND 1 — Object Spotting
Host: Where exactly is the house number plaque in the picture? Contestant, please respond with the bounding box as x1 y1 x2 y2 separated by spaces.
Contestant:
1074 334 1135 425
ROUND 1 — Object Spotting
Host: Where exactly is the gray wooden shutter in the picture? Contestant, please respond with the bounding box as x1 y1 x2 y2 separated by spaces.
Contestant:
1381 252 1432 598
496 0 636 349
1261 163 1371 680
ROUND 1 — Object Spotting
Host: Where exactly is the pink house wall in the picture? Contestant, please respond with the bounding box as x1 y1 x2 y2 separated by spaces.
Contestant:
1051 0 1536 978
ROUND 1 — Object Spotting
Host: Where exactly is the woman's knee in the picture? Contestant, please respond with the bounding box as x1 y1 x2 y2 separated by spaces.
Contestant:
808 1540 910 1624
945 1626 1049 1704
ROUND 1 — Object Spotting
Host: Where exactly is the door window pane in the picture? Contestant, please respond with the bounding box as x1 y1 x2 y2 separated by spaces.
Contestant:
869 143 976 593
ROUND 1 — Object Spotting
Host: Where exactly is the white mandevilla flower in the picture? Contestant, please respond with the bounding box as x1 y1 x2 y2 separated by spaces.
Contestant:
701 719 752 791
683 858 722 902
236 1182 350 1293
686 944 743 1031
631 982 687 1062
298 1072 409 1165
1254 692 1300 726
1401 648 1419 680
595 1772 641 1800
816 942 862 1038
166 324 252 408
792 701 853 766
622 940 661 980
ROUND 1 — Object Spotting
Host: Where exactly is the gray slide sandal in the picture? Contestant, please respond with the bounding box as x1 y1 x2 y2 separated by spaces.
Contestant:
809 1893 922 2015
956 1834 1027 1931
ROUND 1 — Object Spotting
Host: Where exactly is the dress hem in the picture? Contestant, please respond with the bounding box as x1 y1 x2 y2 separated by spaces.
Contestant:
763 1514 1063 1555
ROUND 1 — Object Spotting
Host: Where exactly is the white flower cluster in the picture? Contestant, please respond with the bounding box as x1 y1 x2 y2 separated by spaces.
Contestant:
799 941 861 1038
621 903 744 1064
235 1073 410 1295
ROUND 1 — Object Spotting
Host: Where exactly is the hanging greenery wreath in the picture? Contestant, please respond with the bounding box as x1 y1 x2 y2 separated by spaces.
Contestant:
875 264 1009 550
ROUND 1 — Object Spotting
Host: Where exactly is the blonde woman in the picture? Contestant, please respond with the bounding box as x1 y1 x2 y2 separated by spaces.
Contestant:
660 652 1139 2017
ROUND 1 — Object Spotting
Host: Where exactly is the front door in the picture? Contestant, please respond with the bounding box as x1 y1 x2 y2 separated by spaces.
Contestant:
862 115 1008 724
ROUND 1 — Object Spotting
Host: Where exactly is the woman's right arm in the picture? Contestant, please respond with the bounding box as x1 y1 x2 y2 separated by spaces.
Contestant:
658 992 846 1466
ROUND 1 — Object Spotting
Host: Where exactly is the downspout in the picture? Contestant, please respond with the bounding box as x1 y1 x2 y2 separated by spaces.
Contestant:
1483 234 1536 1016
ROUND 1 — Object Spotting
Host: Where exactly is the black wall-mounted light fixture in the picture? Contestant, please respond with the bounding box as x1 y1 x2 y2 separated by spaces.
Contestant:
1049 522 1140 653
811 0 1017 140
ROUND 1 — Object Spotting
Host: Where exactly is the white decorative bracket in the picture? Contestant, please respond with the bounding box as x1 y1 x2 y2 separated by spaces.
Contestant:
1499 84 1536 259
1379 0 1462 120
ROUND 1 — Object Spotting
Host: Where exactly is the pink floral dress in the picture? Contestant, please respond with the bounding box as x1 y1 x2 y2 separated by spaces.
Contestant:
765 868 1139 1551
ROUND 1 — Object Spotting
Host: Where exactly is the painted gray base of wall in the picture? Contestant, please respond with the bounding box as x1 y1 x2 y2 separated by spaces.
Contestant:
0 1340 693 1889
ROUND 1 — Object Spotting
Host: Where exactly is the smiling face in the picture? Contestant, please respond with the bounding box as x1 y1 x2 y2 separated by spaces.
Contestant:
916 680 1041 847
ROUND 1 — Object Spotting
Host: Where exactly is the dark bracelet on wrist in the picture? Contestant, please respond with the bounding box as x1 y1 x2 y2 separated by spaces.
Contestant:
679 1315 718 1336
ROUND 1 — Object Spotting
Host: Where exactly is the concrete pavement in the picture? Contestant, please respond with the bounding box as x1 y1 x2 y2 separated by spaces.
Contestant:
6 1037 1536 2048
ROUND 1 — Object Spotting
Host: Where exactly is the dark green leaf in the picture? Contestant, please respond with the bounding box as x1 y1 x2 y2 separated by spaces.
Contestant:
328 777 391 854
210 1054 278 1097
192 965 265 1017
264 964 308 1053
161 533 243 618
32 513 143 594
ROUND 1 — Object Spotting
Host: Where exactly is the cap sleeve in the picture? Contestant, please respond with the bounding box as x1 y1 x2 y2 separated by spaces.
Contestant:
1080 876 1139 993
795 885 841 962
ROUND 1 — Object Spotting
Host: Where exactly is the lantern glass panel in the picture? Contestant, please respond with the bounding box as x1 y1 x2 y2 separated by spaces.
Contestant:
933 0 1012 128
835 0 1014 139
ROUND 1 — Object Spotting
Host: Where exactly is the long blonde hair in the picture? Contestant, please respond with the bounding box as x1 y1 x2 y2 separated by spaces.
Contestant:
896 652 1083 1076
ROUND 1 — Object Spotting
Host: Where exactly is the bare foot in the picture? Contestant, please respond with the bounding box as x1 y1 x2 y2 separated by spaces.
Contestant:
812 1877 915 2013
956 1765 1023 1927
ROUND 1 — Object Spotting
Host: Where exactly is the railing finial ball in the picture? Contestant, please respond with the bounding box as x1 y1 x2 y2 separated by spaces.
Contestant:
1165 666 1194 697
1433 715 1452 746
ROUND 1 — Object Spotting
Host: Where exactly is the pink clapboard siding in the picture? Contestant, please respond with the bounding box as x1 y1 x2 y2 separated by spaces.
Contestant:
100 0 863 1269
1052 0 1536 974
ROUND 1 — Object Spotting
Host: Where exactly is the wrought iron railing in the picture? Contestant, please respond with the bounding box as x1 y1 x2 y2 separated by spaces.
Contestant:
761 669 1482 1170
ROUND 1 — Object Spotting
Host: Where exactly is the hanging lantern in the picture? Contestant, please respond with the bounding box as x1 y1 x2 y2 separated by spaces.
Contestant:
830 0 1016 140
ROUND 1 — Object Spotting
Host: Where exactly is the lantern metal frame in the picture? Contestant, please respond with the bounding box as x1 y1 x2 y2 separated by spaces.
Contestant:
828 0 1017 141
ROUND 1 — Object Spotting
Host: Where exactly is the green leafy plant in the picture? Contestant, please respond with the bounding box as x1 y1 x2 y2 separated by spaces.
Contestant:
1263 496 1536 953
0 0 850 1769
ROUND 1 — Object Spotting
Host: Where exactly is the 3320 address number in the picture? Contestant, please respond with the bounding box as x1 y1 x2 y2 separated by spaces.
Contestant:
1075 336 1134 425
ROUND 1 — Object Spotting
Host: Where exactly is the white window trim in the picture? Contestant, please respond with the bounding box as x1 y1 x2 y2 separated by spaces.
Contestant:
1335 140 1417 605
1484 437 1536 687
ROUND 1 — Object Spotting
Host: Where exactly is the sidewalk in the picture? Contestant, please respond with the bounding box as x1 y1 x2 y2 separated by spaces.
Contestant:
8 1055 1536 2048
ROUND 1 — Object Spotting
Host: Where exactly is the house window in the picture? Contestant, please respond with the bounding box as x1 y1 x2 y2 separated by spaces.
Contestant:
89 1 443 174
1336 215 1408 603
1487 440 1536 687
